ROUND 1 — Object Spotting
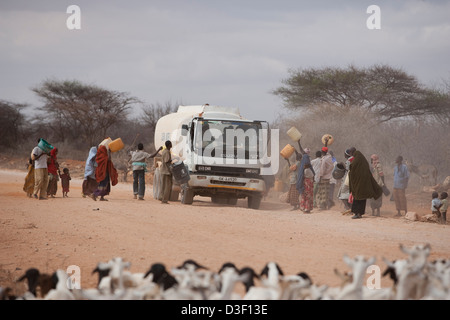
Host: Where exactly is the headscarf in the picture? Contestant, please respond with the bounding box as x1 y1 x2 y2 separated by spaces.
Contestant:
296 153 315 194
84 146 97 179
47 148 58 175
370 154 379 167
349 150 382 200
95 145 118 186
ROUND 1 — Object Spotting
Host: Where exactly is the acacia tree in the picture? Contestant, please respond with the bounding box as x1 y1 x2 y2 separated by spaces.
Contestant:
141 100 179 143
272 64 450 122
33 80 140 148
0 100 28 148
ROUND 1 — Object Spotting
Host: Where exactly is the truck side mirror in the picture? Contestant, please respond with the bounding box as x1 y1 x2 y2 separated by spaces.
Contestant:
181 124 188 136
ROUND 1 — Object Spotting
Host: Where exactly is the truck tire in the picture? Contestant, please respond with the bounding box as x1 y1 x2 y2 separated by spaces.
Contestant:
227 197 238 205
247 195 262 209
153 167 161 200
181 186 194 205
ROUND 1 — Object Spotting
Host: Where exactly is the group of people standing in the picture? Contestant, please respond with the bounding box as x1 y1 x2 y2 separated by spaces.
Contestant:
23 139 71 200
24 136 174 204
288 145 339 214
83 139 171 204
286 141 418 220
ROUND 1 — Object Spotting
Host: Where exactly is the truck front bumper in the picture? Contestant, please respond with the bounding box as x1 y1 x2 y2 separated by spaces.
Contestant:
186 174 265 197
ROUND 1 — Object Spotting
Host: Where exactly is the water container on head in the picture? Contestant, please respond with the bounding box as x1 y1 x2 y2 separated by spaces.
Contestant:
322 134 334 146
38 139 54 153
109 138 124 153
99 137 112 150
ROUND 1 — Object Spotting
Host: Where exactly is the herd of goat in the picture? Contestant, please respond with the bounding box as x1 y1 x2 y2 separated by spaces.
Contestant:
1 243 449 300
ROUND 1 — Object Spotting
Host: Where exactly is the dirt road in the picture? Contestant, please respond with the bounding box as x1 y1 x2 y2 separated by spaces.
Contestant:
0 168 449 297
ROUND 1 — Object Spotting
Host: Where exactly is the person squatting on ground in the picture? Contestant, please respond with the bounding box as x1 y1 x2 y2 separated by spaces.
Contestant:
83 146 99 200
440 192 448 224
93 145 118 201
348 148 383 219
393 155 410 217
368 154 385 217
160 140 173 204
31 138 49 200
431 191 442 222
59 168 71 198
129 143 162 200
46 148 59 198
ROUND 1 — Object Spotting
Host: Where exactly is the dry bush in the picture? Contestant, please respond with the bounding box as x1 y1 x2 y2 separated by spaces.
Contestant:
272 104 450 187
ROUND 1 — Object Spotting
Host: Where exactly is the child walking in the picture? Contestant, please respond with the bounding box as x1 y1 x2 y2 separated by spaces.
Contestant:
59 168 71 198
440 192 448 224
431 191 442 223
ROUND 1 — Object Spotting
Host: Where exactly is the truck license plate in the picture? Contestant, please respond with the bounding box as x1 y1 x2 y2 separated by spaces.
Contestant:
218 177 237 182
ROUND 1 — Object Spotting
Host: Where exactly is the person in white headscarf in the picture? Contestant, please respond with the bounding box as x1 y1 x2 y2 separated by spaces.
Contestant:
368 154 385 217
82 146 99 200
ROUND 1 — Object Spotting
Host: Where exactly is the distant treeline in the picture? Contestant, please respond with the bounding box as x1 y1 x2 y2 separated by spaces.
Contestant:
1 64 449 183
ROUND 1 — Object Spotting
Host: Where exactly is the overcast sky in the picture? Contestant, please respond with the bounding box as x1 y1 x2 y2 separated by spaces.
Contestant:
1 0 450 122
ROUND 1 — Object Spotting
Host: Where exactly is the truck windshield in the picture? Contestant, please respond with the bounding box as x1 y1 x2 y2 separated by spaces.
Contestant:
195 120 264 160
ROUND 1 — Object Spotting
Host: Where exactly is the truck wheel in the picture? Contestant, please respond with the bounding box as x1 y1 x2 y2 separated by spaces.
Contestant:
247 195 262 209
153 167 161 200
228 197 238 205
181 186 194 204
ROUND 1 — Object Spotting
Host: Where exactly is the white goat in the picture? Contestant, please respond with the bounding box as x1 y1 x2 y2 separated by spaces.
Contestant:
394 243 431 300
44 269 75 300
278 272 313 300
243 262 284 300
170 259 218 299
206 262 249 300
336 254 376 300
422 259 450 299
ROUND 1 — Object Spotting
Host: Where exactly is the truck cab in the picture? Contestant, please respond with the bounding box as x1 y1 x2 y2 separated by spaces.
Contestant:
153 104 270 209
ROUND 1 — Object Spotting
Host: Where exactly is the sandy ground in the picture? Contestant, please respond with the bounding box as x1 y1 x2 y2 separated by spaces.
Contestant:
0 166 449 298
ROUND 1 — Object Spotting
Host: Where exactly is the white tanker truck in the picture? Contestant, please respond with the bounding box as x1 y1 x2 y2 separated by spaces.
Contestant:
152 104 272 209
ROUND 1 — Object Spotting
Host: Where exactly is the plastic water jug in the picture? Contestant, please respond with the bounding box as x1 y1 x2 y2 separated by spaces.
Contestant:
38 139 54 153
287 127 302 142
109 138 124 153
171 161 190 184
280 144 295 159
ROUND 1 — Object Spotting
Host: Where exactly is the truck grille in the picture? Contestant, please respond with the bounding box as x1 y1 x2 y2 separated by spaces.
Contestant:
195 165 260 178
